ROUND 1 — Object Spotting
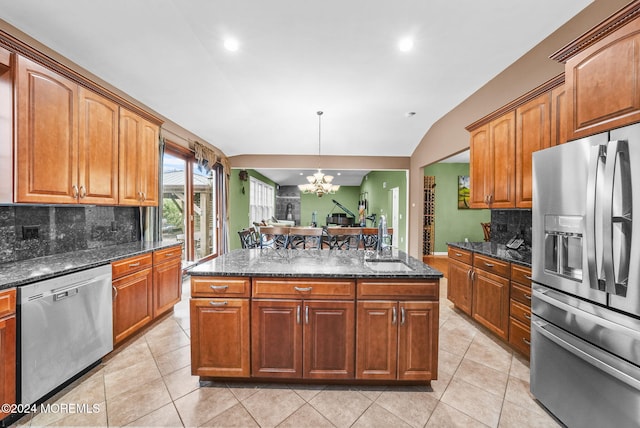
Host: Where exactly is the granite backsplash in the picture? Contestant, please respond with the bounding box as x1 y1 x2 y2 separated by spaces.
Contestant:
0 205 140 264
490 209 532 246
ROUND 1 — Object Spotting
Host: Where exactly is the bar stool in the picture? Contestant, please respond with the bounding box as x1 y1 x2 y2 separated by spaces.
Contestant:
238 227 259 248
361 228 379 250
325 227 363 250
288 227 324 249
258 226 290 249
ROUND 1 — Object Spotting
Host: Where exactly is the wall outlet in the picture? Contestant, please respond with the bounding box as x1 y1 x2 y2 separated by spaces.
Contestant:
23 225 39 240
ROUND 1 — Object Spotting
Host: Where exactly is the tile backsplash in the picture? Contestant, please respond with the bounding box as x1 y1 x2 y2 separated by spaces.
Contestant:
490 209 532 246
0 205 140 264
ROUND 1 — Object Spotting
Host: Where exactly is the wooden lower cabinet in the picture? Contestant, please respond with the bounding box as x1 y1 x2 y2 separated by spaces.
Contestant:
251 299 354 379
152 247 182 318
190 298 250 377
472 269 510 340
356 300 438 381
447 258 472 316
112 267 153 344
0 289 16 422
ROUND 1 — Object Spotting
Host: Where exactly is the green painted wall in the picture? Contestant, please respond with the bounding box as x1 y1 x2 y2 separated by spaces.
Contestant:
229 169 277 251
300 186 361 227
359 170 407 251
423 163 490 253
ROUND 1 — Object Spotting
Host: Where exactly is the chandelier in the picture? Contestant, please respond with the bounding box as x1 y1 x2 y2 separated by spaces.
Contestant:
298 111 340 197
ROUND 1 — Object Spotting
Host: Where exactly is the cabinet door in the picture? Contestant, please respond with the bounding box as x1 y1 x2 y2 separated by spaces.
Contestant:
303 300 354 379
139 118 159 206
0 315 15 419
118 108 143 206
78 87 119 205
398 301 438 381
565 18 640 139
515 93 550 208
190 298 250 377
356 301 397 380
112 267 153 344
447 258 473 316
153 256 182 318
251 299 302 378
472 270 510 340
16 55 79 203
469 124 490 208
489 112 515 208
550 84 567 146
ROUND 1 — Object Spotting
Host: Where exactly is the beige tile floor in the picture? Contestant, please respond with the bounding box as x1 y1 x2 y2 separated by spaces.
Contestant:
14 277 562 428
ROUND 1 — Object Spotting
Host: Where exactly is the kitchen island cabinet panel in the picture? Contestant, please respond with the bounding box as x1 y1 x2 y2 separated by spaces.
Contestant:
356 301 397 380
190 298 250 377
398 301 438 381
251 299 302 378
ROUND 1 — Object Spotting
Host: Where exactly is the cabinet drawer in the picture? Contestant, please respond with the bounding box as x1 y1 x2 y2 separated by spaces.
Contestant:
252 278 355 299
448 247 472 265
153 245 182 264
509 317 531 358
511 282 532 307
112 253 153 279
357 279 439 300
473 254 510 278
510 299 531 325
0 288 16 318
511 264 532 287
191 277 250 298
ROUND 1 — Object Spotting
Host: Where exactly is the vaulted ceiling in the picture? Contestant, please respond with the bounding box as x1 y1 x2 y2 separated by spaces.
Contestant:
0 0 593 163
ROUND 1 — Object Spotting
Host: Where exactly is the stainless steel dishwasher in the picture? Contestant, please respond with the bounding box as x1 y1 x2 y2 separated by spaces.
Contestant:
18 264 113 405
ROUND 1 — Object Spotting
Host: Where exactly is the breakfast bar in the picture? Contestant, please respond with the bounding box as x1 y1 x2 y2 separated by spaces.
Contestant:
189 248 442 384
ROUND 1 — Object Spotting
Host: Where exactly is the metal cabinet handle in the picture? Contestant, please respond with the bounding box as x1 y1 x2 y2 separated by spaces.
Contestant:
142 192 146 202
400 307 406 326
455 252 462 257
112 285 118 299
165 253 174 257
524 313 531 320
296 305 301 324
129 262 141 267
305 305 309 324
471 271 476 281
524 293 532 300
72 184 79 198
209 301 228 306
484 262 494 268
210 285 229 291
294 286 313 292
522 338 531 345
524 275 532 280
392 306 397 325
79 185 86 199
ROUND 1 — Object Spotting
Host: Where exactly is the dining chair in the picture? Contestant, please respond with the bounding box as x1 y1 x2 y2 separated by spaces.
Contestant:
288 227 325 249
258 226 290 249
238 227 259 248
325 227 363 250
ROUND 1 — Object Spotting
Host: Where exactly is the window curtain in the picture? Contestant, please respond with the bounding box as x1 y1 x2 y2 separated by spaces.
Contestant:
193 141 231 254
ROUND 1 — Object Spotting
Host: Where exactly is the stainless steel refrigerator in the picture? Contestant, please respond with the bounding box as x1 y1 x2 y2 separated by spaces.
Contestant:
531 123 640 427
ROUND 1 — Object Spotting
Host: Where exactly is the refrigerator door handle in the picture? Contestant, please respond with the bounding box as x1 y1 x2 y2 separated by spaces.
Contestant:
533 319 640 390
585 143 606 291
603 139 632 296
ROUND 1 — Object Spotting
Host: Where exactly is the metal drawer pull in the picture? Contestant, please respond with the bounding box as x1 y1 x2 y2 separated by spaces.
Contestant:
165 253 174 257
524 275 532 280
455 252 462 257
392 307 397 325
484 262 494 267
524 313 531 320
524 293 532 300
209 301 228 306
128 262 141 267
210 285 229 291
294 286 313 292
522 338 531 345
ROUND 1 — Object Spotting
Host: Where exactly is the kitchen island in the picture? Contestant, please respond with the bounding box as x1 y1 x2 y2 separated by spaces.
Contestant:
189 248 442 384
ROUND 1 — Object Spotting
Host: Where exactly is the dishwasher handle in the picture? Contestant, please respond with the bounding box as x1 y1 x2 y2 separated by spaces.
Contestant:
54 288 79 301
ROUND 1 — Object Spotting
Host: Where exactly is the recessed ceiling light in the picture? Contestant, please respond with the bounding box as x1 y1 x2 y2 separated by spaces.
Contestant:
398 37 414 52
224 37 239 52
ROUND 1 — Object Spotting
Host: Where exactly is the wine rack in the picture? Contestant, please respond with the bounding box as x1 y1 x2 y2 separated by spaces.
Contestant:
423 176 435 256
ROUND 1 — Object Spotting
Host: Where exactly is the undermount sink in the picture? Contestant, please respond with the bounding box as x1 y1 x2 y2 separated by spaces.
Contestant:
364 259 414 272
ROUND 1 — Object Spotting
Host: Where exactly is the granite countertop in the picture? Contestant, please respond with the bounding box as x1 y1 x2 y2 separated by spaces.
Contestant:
447 241 532 267
0 240 182 289
190 248 443 279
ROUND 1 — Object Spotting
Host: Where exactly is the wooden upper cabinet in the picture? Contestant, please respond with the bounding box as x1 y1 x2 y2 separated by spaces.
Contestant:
119 108 159 206
515 93 551 208
16 55 79 203
0 47 12 204
469 124 490 208
561 13 640 139
78 87 119 204
489 112 515 208
550 84 567 146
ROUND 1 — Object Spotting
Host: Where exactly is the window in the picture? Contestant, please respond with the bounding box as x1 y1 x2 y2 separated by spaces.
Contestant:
162 144 223 262
249 176 275 224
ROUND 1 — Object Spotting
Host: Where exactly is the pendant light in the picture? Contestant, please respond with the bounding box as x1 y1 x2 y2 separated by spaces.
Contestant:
298 111 340 197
